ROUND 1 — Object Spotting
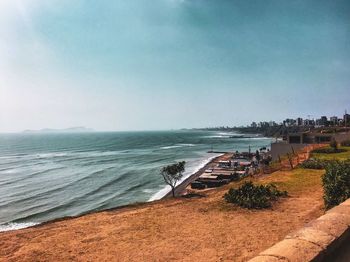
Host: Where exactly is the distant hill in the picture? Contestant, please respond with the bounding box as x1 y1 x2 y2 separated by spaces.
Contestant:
22 127 94 133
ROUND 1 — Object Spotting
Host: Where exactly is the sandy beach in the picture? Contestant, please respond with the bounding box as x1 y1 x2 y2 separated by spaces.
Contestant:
163 152 233 198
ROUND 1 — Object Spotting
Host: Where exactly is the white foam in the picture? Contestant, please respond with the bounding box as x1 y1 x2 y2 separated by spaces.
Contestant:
177 143 195 147
142 188 157 194
0 151 125 162
160 143 196 150
218 132 233 136
0 222 40 232
160 145 183 150
37 153 68 158
148 185 171 201
148 153 223 201
239 137 272 141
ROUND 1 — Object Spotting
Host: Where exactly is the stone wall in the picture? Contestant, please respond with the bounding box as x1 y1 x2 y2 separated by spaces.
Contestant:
249 198 350 262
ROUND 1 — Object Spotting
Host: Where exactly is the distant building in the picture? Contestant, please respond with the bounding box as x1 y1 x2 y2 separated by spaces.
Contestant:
297 118 303 126
287 130 350 145
269 121 278 127
330 116 338 126
283 118 296 127
288 132 332 144
316 116 328 127
321 116 328 126
344 114 350 127
303 119 315 126
258 122 270 128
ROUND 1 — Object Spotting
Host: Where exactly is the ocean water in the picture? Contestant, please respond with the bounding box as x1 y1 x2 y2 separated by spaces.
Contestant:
0 130 272 231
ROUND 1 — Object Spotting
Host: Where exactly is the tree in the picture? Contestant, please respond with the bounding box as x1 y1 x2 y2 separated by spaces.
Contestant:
161 161 186 197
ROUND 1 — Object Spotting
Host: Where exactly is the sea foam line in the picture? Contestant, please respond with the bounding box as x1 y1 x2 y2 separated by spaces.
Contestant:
148 153 222 201
0 222 40 232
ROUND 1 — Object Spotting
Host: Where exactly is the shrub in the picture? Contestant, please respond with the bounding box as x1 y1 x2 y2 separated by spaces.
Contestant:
340 140 350 147
312 147 346 154
224 181 287 209
299 159 329 169
322 161 350 209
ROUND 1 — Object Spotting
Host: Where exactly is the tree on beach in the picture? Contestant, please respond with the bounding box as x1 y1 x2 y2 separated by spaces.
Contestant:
161 161 186 197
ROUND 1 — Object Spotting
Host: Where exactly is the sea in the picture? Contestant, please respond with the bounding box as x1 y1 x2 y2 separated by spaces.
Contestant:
0 130 272 232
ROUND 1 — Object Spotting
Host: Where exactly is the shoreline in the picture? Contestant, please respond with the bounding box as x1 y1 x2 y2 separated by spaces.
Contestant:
148 153 224 201
0 158 326 261
162 152 232 198
0 152 234 232
0 130 267 232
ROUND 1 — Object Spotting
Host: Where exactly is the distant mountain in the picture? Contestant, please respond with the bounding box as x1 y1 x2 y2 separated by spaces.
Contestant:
22 127 94 133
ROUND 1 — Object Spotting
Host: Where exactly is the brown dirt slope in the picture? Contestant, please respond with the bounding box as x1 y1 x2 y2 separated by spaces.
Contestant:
0 168 325 262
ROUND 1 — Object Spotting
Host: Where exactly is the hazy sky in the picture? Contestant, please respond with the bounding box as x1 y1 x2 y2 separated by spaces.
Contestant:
1 0 349 132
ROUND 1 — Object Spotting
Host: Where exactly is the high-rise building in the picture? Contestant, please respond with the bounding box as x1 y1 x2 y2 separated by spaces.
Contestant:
316 116 328 127
297 118 303 126
303 119 314 126
330 116 338 126
344 113 350 127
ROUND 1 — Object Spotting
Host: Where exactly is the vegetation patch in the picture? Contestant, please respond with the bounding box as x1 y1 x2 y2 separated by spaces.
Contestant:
341 140 350 147
311 146 350 161
269 169 324 194
311 147 346 154
323 161 350 209
224 181 287 209
312 139 348 154
299 158 330 170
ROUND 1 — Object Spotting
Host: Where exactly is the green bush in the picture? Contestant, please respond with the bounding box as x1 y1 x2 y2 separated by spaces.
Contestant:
224 181 287 209
322 161 350 209
312 147 346 154
299 159 330 169
340 140 350 147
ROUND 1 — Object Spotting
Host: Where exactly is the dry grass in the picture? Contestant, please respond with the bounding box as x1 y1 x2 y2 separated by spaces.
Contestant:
0 167 325 262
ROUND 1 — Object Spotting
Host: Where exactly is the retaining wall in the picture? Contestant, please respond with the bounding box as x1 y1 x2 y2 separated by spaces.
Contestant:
270 143 307 161
249 198 350 262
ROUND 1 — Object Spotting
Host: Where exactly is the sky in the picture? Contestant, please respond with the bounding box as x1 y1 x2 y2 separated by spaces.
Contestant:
0 0 349 132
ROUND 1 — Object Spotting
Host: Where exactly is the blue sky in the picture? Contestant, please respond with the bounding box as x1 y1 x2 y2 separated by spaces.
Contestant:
1 0 349 132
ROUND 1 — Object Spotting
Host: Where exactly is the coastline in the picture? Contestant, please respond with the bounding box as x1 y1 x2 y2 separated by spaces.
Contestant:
0 151 234 232
0 131 271 232
148 153 223 201
0 160 325 261
162 152 232 198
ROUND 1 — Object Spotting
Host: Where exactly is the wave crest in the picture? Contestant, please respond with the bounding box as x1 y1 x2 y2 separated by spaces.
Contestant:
0 222 39 232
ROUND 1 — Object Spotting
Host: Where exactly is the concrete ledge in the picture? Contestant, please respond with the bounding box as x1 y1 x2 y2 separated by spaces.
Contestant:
260 238 322 261
248 199 350 262
249 255 288 262
340 198 350 206
307 213 348 238
285 228 335 249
